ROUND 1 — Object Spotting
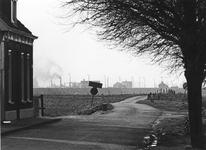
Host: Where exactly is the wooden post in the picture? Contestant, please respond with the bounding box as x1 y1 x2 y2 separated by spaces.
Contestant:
90 95 94 108
40 95 44 116
33 96 39 117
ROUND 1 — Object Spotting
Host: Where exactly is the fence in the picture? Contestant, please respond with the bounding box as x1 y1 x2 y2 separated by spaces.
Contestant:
33 95 45 117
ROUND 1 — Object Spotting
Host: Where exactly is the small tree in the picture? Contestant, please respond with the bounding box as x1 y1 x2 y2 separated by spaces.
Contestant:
61 0 206 148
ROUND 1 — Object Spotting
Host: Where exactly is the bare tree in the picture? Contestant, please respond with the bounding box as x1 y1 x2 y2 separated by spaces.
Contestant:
61 0 206 148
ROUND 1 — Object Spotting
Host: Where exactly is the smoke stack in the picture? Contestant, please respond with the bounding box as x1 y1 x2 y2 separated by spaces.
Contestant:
11 0 17 24
51 78 53 87
59 76 62 88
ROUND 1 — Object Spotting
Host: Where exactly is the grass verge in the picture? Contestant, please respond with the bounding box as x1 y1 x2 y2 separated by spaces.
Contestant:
138 96 206 149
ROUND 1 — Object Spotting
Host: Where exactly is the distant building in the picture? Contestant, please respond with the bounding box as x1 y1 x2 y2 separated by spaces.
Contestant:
80 79 100 88
158 81 169 89
50 78 58 88
71 82 81 88
113 82 126 88
80 79 89 88
113 80 132 88
158 81 169 93
122 80 132 88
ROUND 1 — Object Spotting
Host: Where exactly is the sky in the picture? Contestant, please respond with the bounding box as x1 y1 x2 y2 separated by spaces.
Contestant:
17 0 186 88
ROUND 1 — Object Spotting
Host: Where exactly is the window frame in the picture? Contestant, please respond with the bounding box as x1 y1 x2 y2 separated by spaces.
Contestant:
8 49 14 104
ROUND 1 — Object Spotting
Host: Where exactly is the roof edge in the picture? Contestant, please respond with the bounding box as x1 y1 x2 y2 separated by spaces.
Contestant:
0 18 38 39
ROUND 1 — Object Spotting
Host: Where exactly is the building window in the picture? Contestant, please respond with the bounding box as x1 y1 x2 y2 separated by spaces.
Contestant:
21 52 26 103
8 50 14 104
27 53 31 102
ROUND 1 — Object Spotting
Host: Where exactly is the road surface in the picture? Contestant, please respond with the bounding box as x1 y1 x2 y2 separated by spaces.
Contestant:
2 96 161 150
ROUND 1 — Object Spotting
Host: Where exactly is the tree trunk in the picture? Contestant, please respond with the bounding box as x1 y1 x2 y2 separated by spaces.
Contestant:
186 71 204 148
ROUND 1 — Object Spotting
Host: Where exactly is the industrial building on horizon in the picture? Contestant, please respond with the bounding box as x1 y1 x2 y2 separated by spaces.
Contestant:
34 78 135 89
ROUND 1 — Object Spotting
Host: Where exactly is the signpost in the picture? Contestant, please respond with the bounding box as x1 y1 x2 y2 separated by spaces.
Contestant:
90 87 98 96
89 81 102 107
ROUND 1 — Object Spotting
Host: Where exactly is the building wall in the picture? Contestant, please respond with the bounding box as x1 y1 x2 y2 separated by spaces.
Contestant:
0 39 4 69
5 108 34 120
0 39 34 121
1 0 37 121
0 38 36 121
4 41 33 111
122 81 132 88
0 40 5 121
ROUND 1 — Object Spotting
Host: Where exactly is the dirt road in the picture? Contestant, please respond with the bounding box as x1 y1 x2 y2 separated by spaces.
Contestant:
64 96 161 128
2 96 161 150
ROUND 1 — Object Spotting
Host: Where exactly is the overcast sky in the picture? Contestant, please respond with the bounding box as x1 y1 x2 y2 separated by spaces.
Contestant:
17 0 185 88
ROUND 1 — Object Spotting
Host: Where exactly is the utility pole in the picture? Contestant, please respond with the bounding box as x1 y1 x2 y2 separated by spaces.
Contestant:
68 73 71 87
104 75 106 88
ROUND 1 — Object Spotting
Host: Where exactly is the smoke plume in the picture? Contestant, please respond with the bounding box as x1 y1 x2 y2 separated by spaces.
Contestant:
34 59 63 81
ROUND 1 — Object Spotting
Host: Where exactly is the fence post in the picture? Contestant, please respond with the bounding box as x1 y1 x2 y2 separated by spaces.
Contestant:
40 95 44 116
33 96 39 117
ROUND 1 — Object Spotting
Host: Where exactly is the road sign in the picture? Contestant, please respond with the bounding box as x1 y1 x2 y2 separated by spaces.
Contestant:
90 87 98 96
89 81 102 88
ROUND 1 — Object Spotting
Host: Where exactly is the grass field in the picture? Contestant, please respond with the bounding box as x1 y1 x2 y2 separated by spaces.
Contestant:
34 87 188 95
39 94 138 117
36 91 206 117
137 95 206 112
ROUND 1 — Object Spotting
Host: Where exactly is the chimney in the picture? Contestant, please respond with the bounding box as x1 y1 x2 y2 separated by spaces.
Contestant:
51 78 53 87
11 0 18 24
59 76 62 88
